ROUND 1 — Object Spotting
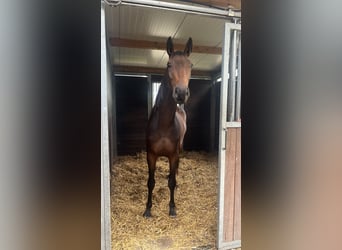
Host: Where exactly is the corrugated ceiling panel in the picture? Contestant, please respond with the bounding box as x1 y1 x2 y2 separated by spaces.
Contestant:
106 5 120 38
174 14 225 46
193 54 222 70
188 53 204 68
118 6 187 40
106 4 229 73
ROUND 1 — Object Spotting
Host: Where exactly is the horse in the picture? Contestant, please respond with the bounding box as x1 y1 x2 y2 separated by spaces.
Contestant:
143 37 193 218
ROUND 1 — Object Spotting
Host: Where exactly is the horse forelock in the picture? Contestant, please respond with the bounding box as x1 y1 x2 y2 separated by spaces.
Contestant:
170 51 186 57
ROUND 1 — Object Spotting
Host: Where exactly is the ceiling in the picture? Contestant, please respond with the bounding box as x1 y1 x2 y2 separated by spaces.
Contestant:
105 0 241 78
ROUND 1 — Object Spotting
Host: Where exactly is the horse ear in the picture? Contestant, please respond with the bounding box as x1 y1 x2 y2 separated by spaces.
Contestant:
167 37 174 57
184 37 192 57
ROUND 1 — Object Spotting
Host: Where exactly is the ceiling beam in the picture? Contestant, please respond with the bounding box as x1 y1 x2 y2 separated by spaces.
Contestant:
183 0 241 10
104 0 240 18
113 65 212 77
109 37 222 55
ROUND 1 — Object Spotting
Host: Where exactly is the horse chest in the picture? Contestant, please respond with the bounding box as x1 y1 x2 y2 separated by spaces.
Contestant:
147 128 179 155
155 136 174 150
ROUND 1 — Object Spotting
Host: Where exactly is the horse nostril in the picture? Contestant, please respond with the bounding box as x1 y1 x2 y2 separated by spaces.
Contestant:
175 87 181 94
186 88 190 97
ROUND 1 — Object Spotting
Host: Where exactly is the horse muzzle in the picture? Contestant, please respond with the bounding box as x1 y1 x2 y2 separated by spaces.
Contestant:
173 86 190 104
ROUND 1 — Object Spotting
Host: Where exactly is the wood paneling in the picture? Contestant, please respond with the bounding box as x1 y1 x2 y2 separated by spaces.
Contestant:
224 128 237 241
223 127 241 242
234 127 241 240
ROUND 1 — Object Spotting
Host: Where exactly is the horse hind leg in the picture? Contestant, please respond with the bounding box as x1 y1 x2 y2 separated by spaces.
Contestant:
143 153 156 218
168 156 179 217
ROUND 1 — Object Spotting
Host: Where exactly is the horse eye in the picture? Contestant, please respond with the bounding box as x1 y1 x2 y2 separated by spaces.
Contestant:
167 63 172 68
191 63 194 68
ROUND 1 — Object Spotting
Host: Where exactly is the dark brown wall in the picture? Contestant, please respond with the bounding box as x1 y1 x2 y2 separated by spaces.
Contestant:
114 76 220 155
115 76 148 155
183 79 213 151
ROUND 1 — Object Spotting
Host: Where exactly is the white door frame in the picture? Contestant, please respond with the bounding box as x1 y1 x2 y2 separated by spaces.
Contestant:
101 2 112 250
217 22 241 250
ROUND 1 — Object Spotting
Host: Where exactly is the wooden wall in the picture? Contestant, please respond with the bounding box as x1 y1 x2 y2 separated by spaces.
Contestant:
223 127 241 243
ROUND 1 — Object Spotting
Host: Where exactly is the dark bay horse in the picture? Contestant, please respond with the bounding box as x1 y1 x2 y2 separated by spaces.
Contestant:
143 37 193 218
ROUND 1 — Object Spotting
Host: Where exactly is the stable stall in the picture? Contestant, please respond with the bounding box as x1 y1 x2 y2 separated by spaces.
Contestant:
101 1 241 249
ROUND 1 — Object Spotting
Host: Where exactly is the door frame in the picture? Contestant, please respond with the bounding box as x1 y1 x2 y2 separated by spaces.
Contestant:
101 2 112 250
217 22 241 250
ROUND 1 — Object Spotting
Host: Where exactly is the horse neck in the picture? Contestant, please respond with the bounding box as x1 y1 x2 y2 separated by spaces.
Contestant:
154 75 177 127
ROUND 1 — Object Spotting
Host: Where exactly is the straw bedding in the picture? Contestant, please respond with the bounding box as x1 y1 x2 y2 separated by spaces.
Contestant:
111 151 219 249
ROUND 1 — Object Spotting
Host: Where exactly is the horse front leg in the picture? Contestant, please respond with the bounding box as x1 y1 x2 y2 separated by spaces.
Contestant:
168 155 179 217
143 152 156 218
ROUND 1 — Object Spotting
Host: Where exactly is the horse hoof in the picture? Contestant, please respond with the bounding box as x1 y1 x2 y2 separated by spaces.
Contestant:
143 210 152 218
169 208 177 217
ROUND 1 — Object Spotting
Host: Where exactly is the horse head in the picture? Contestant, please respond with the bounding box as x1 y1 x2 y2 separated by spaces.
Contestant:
166 37 193 104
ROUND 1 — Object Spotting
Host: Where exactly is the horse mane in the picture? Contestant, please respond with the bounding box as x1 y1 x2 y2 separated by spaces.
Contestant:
153 72 171 108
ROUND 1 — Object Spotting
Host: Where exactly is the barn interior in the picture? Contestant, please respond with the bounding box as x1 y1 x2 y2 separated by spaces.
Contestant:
103 0 241 249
